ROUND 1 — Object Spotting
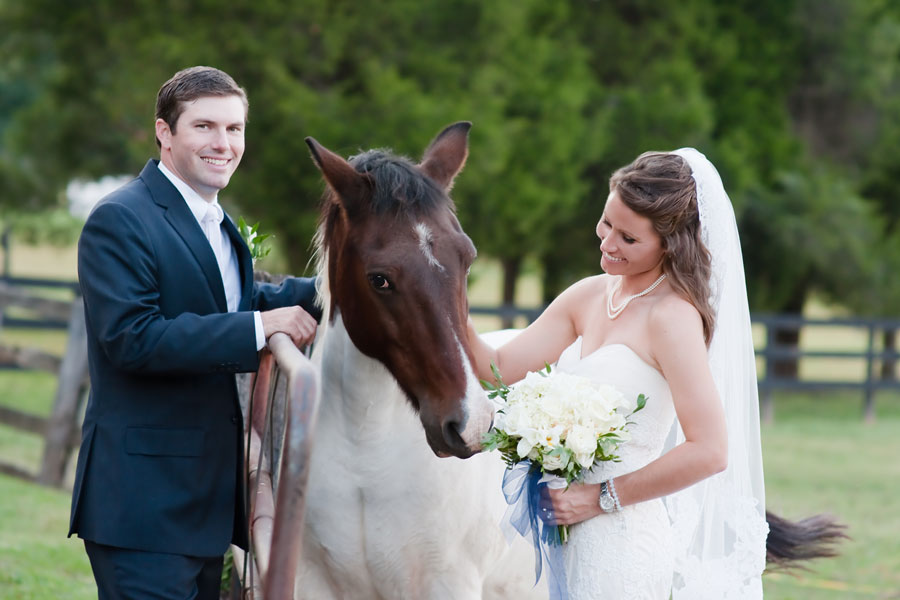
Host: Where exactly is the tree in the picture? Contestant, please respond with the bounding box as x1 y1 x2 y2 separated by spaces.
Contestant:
2 0 897 339
537 0 720 302
449 1 600 323
2 0 598 290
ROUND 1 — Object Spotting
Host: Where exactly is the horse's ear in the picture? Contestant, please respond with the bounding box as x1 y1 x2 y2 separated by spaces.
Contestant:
305 137 371 214
418 121 471 191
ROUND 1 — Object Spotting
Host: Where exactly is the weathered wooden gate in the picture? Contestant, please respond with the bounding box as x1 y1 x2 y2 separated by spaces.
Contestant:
231 332 319 599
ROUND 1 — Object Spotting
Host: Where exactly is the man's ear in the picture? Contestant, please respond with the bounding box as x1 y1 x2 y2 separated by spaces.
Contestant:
155 118 172 150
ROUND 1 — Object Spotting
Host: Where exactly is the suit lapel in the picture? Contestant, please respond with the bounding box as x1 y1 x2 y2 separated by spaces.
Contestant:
140 160 228 312
222 214 255 312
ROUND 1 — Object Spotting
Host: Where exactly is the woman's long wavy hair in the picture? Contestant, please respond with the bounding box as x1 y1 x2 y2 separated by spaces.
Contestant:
609 152 714 345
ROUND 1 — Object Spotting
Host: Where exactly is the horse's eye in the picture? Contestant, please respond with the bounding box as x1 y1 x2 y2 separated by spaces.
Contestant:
368 274 393 291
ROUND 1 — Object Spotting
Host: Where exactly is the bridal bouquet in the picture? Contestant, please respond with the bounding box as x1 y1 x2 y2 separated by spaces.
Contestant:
482 363 645 543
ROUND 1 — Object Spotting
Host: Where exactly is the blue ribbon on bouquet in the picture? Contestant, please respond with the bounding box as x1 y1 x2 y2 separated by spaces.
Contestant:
501 460 567 600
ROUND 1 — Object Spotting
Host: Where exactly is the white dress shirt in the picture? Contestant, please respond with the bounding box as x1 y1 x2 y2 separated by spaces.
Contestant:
158 162 266 350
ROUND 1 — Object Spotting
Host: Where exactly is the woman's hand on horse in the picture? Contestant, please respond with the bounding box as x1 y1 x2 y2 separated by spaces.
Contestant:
261 306 318 348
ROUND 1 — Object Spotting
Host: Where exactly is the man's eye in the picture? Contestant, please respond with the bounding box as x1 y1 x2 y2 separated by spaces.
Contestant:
368 274 393 290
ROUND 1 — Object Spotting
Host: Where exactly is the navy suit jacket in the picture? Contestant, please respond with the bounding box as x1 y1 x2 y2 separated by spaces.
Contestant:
68 159 319 557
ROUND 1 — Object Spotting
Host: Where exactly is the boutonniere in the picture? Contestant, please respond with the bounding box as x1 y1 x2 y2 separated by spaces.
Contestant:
237 216 273 265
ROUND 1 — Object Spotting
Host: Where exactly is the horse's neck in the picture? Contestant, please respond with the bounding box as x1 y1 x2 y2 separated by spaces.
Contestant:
313 313 419 437
312 253 424 445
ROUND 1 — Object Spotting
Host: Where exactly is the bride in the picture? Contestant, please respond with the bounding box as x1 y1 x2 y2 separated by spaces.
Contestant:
467 148 768 598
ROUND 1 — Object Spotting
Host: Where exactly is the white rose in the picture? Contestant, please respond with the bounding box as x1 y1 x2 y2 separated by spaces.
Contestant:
542 450 569 472
567 425 597 457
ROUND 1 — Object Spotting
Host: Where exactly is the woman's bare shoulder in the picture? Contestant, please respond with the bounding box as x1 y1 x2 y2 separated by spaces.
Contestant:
647 291 704 341
539 275 609 331
557 274 610 301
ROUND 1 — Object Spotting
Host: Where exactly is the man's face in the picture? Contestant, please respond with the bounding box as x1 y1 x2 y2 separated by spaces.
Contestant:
156 95 246 201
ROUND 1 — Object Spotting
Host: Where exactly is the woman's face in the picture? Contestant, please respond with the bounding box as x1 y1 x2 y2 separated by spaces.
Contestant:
596 191 664 276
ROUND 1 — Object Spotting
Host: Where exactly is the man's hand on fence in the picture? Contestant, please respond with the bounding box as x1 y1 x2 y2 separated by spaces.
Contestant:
261 306 317 348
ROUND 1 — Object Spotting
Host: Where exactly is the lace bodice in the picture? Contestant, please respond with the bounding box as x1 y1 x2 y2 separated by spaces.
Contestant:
554 337 677 599
556 337 676 484
553 337 767 599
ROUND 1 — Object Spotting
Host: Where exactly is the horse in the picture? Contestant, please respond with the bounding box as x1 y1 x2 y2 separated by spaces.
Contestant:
292 122 844 599
296 122 544 599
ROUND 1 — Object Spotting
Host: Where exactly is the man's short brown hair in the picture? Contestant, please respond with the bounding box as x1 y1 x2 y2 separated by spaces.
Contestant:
155 66 248 147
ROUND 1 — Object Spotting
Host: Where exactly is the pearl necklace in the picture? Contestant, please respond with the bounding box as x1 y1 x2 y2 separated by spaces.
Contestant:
606 273 667 319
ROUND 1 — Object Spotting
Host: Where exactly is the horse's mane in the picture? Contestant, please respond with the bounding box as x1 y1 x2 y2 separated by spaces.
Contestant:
349 149 446 215
311 148 451 322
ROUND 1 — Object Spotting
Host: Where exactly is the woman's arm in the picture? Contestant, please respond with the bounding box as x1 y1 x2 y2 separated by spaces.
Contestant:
548 297 727 525
466 277 599 384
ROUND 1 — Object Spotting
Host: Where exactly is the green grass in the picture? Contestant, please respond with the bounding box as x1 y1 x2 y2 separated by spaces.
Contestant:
761 392 900 599
2 376 899 598
0 370 57 415
0 475 94 599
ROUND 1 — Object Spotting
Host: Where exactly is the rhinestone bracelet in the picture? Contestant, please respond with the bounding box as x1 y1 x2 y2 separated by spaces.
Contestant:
608 477 623 511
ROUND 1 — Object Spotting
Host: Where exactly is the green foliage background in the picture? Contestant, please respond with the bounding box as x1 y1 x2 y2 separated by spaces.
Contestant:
2 0 899 314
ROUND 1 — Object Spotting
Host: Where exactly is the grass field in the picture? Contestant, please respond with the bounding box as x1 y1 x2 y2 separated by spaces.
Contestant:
2 386 898 599
2 242 900 598
761 393 900 599
0 475 94 599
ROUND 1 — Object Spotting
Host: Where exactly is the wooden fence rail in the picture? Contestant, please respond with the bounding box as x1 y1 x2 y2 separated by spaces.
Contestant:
0 279 88 487
753 313 900 422
0 276 80 330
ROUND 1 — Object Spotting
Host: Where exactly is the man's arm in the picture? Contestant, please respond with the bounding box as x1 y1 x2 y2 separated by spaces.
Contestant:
251 276 321 321
79 201 259 374
250 275 320 348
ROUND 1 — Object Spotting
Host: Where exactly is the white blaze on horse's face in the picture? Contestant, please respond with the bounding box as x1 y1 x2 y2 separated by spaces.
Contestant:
455 330 495 448
415 222 445 272
306 122 494 459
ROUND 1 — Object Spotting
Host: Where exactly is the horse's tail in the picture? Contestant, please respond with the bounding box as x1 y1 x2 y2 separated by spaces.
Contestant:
765 510 847 568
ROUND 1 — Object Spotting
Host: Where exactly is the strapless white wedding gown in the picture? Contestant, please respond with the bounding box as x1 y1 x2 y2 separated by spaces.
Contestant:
556 337 677 600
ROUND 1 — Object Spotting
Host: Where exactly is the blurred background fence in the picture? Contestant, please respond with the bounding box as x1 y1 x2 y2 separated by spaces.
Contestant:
1 273 895 492
0 275 87 487
471 304 900 423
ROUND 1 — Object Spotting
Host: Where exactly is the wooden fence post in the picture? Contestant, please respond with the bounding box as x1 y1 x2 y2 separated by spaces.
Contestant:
37 296 89 487
762 321 776 424
863 325 876 424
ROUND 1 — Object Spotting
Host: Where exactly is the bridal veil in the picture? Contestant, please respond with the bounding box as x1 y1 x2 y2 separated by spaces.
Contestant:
665 148 769 599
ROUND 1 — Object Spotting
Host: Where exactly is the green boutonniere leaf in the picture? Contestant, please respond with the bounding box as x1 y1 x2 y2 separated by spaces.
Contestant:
238 216 273 264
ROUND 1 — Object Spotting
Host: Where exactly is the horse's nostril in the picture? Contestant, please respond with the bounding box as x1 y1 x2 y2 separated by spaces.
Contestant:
442 419 467 451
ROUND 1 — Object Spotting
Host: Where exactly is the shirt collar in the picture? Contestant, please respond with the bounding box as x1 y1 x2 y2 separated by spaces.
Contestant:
157 161 223 225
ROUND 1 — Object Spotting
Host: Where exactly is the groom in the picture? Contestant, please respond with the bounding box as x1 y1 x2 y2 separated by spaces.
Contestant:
68 66 320 599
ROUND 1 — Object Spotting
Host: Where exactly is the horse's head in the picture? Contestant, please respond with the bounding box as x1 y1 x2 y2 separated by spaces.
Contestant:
306 122 492 459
